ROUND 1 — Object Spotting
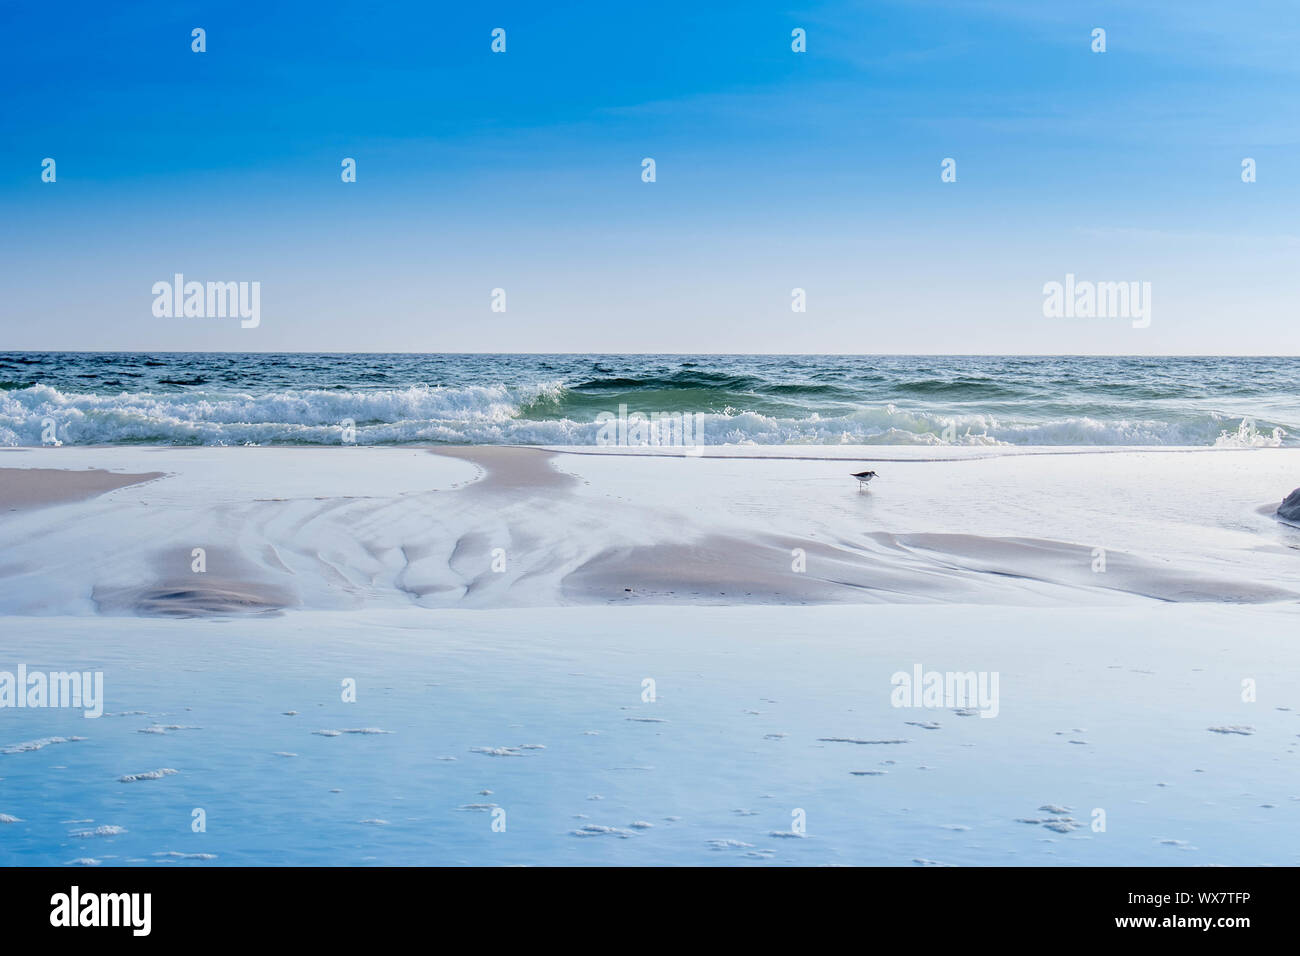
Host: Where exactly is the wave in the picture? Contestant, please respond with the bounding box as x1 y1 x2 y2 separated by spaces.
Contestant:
0 383 1289 447
569 371 765 391
1212 419 1288 448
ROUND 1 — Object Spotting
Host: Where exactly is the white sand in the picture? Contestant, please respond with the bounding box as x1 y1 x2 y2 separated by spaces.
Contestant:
0 466 163 512
0 444 1296 614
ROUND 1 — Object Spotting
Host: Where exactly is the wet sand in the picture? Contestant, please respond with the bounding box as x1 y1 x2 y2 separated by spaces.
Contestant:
0 466 163 513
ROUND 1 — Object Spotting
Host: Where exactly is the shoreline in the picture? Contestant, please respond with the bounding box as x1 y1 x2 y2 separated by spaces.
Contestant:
5 442 1298 456
2 438 1297 866
1 445 1297 615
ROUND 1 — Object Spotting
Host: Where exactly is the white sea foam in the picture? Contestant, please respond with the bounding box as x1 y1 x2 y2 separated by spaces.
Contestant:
571 825 634 838
1 382 1289 447
69 825 127 838
119 768 178 782
314 728 392 737
1214 420 1287 447
1 736 87 755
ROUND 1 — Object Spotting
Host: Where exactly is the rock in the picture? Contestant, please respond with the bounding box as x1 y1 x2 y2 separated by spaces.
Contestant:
1279 488 1300 523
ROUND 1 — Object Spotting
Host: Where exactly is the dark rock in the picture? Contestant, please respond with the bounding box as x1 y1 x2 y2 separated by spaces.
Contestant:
1278 488 1300 523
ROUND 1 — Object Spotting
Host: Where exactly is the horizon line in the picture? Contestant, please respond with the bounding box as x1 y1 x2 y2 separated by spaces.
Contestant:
4 350 1299 359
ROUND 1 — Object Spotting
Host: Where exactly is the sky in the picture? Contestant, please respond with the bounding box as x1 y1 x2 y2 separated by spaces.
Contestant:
1 0 1298 354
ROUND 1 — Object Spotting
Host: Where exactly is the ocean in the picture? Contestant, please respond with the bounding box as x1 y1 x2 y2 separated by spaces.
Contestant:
1 353 1296 447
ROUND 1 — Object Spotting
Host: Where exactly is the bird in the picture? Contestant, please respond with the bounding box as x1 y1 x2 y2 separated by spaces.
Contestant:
851 469 877 491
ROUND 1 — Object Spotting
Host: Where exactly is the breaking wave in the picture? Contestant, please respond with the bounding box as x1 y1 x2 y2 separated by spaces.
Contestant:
0 379 1290 447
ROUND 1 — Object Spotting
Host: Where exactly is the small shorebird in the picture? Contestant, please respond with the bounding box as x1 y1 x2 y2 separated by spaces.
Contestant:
851 469 877 491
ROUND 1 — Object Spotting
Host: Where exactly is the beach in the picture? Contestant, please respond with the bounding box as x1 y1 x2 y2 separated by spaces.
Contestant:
2 444 1298 613
6 0 1299 915
1 444 1298 865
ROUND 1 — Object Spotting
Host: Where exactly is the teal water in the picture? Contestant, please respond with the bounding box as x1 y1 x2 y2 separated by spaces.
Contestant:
1 353 1296 446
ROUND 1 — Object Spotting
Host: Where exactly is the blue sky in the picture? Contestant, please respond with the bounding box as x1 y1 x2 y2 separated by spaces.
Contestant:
2 0 1297 353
